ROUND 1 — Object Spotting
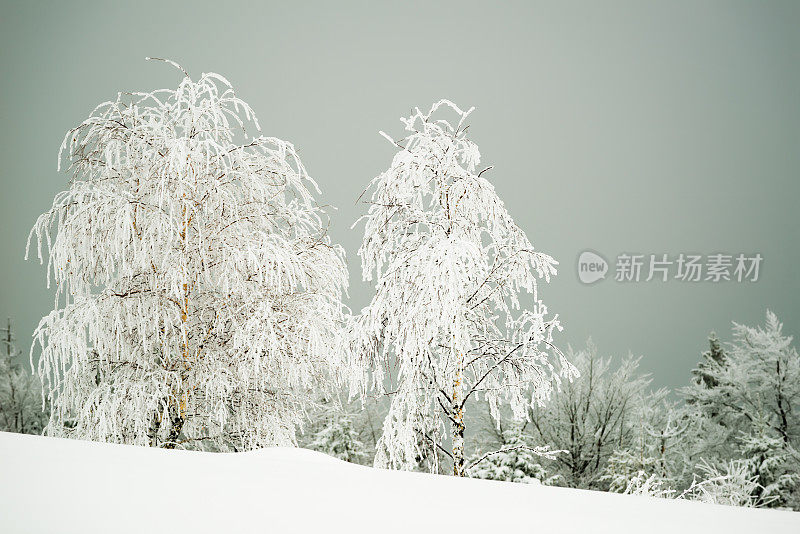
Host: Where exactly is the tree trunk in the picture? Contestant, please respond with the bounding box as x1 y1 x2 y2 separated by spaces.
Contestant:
162 404 185 450
452 351 466 477
452 406 466 476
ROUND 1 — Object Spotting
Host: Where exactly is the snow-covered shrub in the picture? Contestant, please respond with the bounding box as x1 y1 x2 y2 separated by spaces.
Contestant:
622 471 675 499
603 449 668 495
469 426 559 485
681 460 762 507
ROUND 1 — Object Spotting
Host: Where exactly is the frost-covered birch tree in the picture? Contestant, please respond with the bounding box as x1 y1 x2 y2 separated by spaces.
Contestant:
27 59 348 451
351 101 576 476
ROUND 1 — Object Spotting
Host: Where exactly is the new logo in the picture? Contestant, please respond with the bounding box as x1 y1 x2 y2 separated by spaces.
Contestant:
577 250 608 284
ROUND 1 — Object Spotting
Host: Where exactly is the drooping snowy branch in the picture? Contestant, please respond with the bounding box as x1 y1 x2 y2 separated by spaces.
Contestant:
351 100 577 475
28 59 349 451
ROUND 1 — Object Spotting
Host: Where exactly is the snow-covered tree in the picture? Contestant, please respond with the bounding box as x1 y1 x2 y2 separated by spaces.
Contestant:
469 424 557 485
739 419 799 508
307 409 369 464
0 319 48 434
27 59 348 451
683 312 799 446
527 341 650 488
602 396 689 495
679 332 737 464
351 101 575 476
727 311 799 445
299 394 386 465
688 331 727 392
678 311 800 508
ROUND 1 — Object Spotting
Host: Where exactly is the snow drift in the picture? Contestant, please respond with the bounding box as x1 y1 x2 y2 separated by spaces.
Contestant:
0 432 797 533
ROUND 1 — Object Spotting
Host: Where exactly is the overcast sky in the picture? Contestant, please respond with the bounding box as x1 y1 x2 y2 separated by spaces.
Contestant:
1 0 798 389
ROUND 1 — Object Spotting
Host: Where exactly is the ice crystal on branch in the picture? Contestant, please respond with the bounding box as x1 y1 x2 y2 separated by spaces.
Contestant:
27 59 348 450
352 100 576 475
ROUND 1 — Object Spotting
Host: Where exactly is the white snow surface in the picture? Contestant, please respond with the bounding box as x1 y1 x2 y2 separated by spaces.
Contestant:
1 432 798 533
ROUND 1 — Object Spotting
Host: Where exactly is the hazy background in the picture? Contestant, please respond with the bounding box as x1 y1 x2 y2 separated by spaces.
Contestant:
1 0 798 390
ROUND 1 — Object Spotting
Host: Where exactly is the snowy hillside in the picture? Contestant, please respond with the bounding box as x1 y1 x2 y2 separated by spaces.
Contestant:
0 432 797 534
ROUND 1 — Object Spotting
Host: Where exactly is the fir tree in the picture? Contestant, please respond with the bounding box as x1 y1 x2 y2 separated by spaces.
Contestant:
740 419 799 508
689 332 727 391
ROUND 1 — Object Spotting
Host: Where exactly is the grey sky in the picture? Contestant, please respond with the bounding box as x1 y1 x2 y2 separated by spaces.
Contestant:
1 1 798 390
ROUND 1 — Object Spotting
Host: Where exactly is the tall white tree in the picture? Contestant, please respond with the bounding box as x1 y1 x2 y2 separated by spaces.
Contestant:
27 59 348 451
351 100 575 476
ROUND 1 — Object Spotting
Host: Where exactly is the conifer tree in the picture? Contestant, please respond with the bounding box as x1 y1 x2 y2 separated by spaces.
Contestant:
740 419 799 508
689 332 727 391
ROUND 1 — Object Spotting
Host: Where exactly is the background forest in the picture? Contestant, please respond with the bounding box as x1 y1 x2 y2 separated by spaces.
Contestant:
4 310 799 508
298 311 800 509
